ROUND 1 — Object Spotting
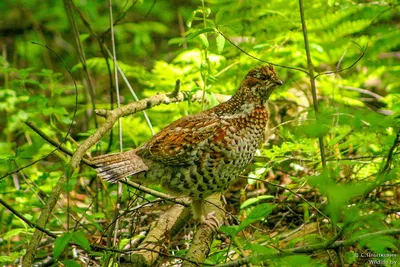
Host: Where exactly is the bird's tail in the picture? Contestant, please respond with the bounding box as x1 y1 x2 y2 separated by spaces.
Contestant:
92 150 148 183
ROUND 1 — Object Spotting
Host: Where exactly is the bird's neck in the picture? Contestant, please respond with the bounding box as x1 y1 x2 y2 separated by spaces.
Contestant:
212 87 265 116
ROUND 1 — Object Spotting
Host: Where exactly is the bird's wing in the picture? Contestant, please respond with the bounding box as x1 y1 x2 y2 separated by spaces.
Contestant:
137 113 227 165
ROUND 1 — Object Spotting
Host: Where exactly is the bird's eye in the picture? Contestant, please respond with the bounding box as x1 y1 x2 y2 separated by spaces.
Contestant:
259 74 268 80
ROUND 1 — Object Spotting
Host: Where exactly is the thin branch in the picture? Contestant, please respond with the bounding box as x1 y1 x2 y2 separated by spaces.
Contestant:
71 2 154 136
113 0 139 26
120 179 190 207
103 47 155 135
63 0 98 128
0 198 57 239
22 175 67 266
68 1 115 152
339 86 384 100
24 120 92 167
298 0 326 168
143 0 156 19
106 0 124 249
314 47 366 79
381 130 400 174
216 29 309 75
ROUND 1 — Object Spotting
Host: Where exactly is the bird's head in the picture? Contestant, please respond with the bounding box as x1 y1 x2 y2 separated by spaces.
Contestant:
242 64 283 100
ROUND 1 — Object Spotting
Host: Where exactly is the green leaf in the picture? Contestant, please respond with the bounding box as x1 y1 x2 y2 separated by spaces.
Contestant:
301 203 310 222
307 172 369 223
219 225 239 237
344 252 356 264
243 243 276 254
216 34 225 54
64 176 77 193
240 195 274 209
328 132 350 147
185 28 215 41
79 33 89 42
168 37 187 46
62 260 81 267
206 92 219 108
27 94 48 105
204 8 211 17
186 10 197 28
237 203 275 232
219 23 243 34
71 230 91 251
278 255 311 266
54 232 72 259
199 34 209 48
65 165 73 179
0 250 26 263
359 235 398 253
17 110 28 122
215 9 226 25
3 228 29 240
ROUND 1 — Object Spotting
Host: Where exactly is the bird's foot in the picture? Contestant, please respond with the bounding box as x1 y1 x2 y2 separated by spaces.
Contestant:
200 211 221 232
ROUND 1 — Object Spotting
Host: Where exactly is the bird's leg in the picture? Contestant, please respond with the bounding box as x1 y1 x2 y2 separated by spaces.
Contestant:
192 198 221 232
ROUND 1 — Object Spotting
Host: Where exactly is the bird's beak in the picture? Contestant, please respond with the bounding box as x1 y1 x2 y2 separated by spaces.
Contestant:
276 80 283 85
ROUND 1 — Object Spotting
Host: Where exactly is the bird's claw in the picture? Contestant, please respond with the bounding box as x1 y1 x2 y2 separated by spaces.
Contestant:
200 211 221 232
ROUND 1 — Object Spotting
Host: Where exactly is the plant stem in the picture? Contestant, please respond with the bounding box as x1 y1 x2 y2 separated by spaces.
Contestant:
107 0 123 249
200 0 210 111
298 0 327 168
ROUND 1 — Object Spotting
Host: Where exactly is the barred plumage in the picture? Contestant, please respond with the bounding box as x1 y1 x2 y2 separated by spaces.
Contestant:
93 65 282 221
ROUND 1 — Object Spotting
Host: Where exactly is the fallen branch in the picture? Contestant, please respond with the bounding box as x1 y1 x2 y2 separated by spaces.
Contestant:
122 203 192 266
184 194 225 267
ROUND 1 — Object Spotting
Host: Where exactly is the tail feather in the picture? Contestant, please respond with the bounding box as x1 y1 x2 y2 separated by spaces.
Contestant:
92 150 148 183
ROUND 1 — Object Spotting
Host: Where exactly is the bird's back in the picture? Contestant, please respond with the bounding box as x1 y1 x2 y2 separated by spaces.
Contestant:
135 99 269 199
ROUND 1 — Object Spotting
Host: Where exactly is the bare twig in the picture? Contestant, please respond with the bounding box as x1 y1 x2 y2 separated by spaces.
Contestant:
216 29 309 75
24 120 93 167
314 50 366 79
120 179 190 207
298 0 326 168
106 0 124 249
103 46 155 135
71 2 154 135
63 0 98 128
0 198 57 239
